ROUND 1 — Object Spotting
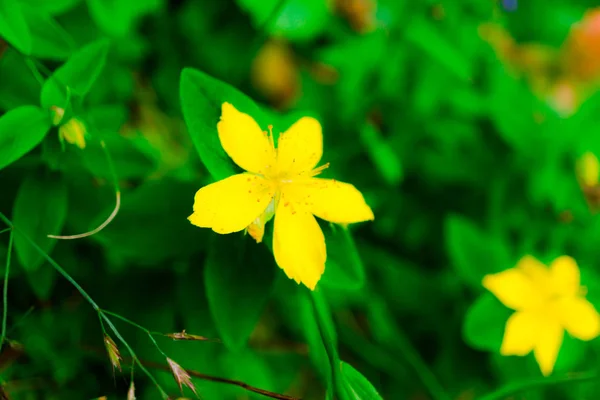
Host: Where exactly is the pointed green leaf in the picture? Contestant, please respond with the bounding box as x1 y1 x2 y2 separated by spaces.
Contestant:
320 227 366 291
463 292 511 352
0 105 52 171
0 0 32 54
444 214 512 288
0 49 42 110
13 172 68 272
21 4 74 60
180 67 267 181
340 362 384 400
20 0 82 15
40 39 110 109
205 234 277 350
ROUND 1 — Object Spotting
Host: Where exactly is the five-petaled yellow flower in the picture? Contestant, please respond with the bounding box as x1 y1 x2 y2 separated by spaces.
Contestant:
483 255 600 376
188 102 374 290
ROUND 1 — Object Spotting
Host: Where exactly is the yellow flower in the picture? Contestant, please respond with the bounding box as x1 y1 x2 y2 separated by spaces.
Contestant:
483 255 600 376
59 118 87 149
188 102 374 290
577 151 599 187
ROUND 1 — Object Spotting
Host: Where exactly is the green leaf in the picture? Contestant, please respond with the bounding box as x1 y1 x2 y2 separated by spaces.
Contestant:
404 17 471 82
340 361 384 400
320 227 366 291
13 172 68 272
237 0 330 42
20 0 82 15
205 234 277 350
180 67 266 181
0 49 42 111
0 0 32 54
26 266 57 300
40 39 110 109
0 105 52 171
21 4 74 60
444 214 511 288
462 292 511 352
86 0 162 37
359 122 403 186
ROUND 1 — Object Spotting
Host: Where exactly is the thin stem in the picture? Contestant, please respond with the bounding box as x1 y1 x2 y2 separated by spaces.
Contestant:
0 230 14 353
125 357 301 400
48 140 121 240
102 310 168 358
0 212 167 399
0 228 11 235
476 371 598 400
100 313 168 399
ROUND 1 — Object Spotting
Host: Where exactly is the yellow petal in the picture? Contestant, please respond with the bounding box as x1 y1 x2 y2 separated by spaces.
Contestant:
276 117 323 176
482 269 544 310
188 173 275 234
500 311 539 356
533 317 563 376
555 296 600 341
273 196 326 290
283 178 374 224
517 255 552 296
550 256 580 296
217 102 276 175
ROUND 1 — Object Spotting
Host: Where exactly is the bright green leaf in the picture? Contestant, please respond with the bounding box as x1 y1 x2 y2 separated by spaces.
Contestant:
463 292 511 352
13 172 68 272
404 17 471 82
20 0 82 15
0 105 52 171
0 49 42 111
21 4 74 60
359 122 403 186
237 0 330 41
40 39 111 109
341 361 384 400
180 67 266 181
205 234 277 350
0 0 32 54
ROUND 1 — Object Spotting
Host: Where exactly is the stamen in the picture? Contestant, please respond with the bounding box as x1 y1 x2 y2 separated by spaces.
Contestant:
309 163 330 177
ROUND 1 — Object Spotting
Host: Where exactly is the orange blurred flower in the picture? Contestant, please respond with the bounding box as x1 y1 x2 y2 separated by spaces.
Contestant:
334 0 377 34
251 39 299 110
480 8 600 116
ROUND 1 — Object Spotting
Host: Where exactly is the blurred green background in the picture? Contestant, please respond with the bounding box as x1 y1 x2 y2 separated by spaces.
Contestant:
3 0 600 399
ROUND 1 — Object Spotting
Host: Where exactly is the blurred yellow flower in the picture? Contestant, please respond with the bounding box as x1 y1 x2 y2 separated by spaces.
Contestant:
188 102 374 290
59 118 87 149
483 255 600 376
577 152 600 187
251 39 299 110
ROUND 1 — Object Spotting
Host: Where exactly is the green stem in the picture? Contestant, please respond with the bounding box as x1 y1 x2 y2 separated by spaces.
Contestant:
102 310 168 358
0 228 11 235
0 230 13 353
100 313 168 399
0 212 168 399
309 290 350 400
476 371 598 400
